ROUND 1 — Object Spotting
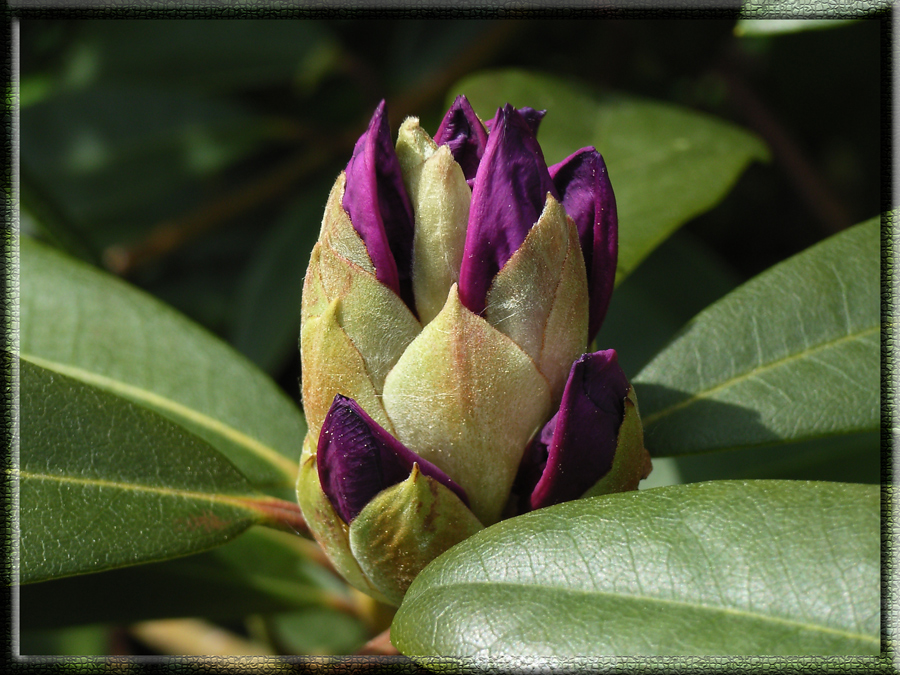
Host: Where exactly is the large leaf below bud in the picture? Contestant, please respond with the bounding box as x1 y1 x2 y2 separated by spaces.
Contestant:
295 434 390 604
382 285 552 525
397 119 472 325
349 464 484 606
486 195 588 404
300 299 394 440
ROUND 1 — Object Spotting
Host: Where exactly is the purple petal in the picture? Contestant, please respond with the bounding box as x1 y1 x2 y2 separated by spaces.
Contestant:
317 395 468 523
342 100 416 308
434 95 489 183
484 106 546 136
523 350 630 511
550 148 618 343
458 104 559 315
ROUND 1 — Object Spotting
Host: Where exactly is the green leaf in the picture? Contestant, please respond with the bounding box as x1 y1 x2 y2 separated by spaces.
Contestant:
734 19 861 36
18 359 288 583
597 230 741 376
19 527 352 629
676 431 880 485
634 217 880 456
21 86 277 251
449 69 769 283
19 237 304 497
393 481 880 656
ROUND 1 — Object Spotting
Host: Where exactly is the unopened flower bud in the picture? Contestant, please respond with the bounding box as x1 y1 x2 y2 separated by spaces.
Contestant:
297 97 652 605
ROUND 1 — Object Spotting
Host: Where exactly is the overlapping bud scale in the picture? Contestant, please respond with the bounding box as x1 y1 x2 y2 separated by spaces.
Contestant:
297 96 652 605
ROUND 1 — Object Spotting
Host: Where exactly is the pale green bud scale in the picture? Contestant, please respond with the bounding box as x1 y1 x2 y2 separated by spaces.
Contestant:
300 299 395 440
486 195 589 404
348 463 484 606
397 118 472 325
319 172 377 276
313 242 421 393
382 284 552 525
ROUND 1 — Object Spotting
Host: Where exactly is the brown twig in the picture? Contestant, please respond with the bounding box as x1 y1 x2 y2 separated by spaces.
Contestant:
102 142 336 276
239 495 310 537
355 628 398 656
102 22 524 277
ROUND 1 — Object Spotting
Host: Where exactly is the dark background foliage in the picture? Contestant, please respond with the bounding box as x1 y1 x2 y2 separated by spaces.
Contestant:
18 18 882 396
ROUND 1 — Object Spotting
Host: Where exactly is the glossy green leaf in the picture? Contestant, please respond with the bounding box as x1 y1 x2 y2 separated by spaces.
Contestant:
596 230 741 376
19 237 304 498
18 359 289 583
20 527 352 629
449 69 769 283
393 481 880 656
634 218 879 456
734 19 861 36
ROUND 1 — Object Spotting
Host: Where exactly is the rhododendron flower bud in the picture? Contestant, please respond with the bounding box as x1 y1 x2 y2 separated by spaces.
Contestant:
297 97 652 605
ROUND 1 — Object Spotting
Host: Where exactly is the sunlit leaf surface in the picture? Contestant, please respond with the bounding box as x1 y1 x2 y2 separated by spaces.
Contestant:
18 359 276 583
393 481 879 656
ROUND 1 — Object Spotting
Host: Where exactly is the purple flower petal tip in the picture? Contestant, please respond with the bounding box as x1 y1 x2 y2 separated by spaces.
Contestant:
458 104 558 314
484 106 546 136
434 95 489 183
550 148 618 342
521 349 629 511
342 100 416 306
317 395 468 523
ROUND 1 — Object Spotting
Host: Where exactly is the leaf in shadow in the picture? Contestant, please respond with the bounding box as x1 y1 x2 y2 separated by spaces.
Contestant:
635 382 777 456
635 218 880 456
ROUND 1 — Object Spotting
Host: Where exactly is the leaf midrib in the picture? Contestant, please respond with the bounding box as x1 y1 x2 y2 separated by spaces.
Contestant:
15 468 264 513
20 352 298 480
415 578 878 647
639 324 879 427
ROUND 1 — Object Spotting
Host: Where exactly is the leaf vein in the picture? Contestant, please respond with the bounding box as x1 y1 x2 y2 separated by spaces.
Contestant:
641 325 878 426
